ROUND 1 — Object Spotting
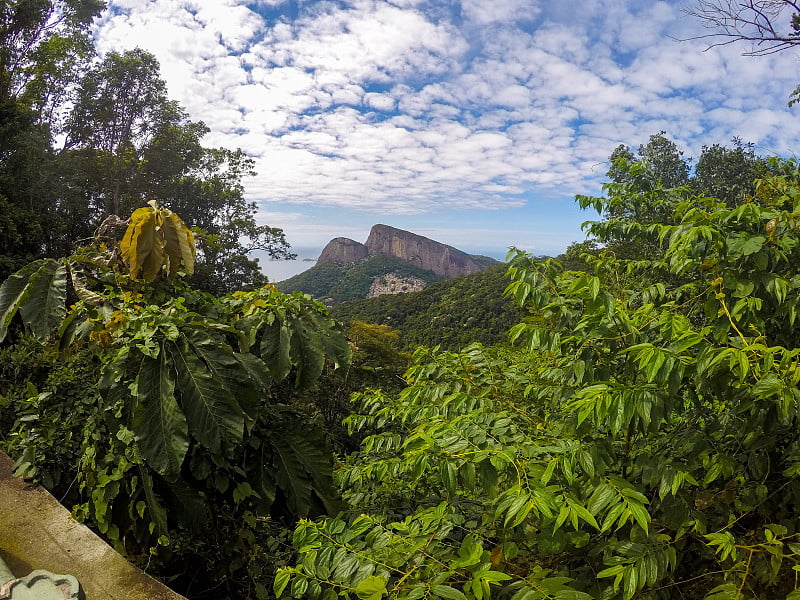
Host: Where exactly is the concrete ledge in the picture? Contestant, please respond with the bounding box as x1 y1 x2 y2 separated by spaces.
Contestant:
0 451 186 600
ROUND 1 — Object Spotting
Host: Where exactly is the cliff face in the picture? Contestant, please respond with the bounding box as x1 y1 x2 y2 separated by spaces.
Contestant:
364 224 482 279
367 273 427 298
282 226 498 304
316 225 485 280
318 237 369 264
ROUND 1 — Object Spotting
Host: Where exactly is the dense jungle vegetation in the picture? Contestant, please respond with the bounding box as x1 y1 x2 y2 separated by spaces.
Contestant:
330 265 527 350
6 2 800 600
0 0 294 295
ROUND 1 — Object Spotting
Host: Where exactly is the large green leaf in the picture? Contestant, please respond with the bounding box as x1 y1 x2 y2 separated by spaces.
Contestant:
307 308 351 371
0 260 42 342
133 351 189 481
260 315 293 382
139 466 169 537
169 335 244 454
57 310 95 352
18 259 68 341
270 410 340 516
252 440 277 512
185 329 257 414
233 352 272 418
355 576 388 600
272 430 315 516
289 310 326 389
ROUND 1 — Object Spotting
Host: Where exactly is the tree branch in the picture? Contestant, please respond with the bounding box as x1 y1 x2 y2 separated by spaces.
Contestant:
684 0 800 56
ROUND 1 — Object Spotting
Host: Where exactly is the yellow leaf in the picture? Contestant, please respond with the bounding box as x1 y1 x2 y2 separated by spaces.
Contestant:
120 205 197 282
121 207 159 280
490 546 503 567
161 210 195 279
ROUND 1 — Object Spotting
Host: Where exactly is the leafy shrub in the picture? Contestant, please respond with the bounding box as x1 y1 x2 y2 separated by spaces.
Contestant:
0 203 350 598
276 160 800 600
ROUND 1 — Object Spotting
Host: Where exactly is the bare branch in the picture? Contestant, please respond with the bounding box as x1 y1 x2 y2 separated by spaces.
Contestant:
684 0 800 55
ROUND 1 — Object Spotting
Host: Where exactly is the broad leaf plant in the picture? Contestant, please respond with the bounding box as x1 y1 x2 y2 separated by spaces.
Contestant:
275 159 800 600
0 202 350 567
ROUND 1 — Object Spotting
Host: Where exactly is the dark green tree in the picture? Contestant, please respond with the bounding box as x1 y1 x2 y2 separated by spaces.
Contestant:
0 0 104 122
58 49 295 293
637 132 690 188
0 98 52 276
591 133 767 263
0 1 104 279
558 239 600 272
607 133 689 190
693 139 767 206
580 135 691 261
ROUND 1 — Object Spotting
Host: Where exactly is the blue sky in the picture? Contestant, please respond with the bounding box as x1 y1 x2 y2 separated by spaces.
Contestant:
94 0 800 279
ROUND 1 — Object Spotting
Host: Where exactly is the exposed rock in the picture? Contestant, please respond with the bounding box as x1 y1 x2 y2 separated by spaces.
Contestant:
318 237 369 264
318 226 485 278
367 273 427 298
364 224 482 279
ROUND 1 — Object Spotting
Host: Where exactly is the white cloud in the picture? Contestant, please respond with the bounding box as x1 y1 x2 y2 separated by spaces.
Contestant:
461 0 541 25
93 0 800 229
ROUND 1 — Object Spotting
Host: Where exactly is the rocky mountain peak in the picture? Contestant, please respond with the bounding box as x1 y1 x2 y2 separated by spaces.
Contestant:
317 224 483 279
364 224 482 279
317 237 369 264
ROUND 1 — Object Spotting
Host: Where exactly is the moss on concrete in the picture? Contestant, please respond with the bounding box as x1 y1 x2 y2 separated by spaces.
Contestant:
0 452 185 600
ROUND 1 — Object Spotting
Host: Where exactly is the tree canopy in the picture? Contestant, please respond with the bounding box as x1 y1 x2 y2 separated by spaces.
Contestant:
0 7 295 292
275 153 800 600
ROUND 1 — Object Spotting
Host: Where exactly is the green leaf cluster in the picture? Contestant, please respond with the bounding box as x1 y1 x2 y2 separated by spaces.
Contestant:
0 206 350 595
277 160 800 600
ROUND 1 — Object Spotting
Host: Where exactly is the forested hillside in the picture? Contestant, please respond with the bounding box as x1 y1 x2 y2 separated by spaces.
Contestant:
278 254 444 304
331 264 527 350
276 145 800 600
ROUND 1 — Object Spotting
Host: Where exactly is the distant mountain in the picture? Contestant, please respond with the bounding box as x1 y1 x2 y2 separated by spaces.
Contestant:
278 225 498 304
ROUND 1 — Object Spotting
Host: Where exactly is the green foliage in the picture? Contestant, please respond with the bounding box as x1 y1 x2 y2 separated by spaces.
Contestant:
58 49 295 293
692 140 767 207
592 134 769 263
0 1 103 116
0 338 101 495
347 321 409 370
0 2 105 280
0 206 350 596
276 159 800 600
0 39 296 292
0 258 66 342
332 265 526 350
0 97 54 280
279 254 443 305
556 240 599 273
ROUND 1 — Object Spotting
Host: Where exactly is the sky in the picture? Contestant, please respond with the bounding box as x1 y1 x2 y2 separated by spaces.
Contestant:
93 0 800 279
